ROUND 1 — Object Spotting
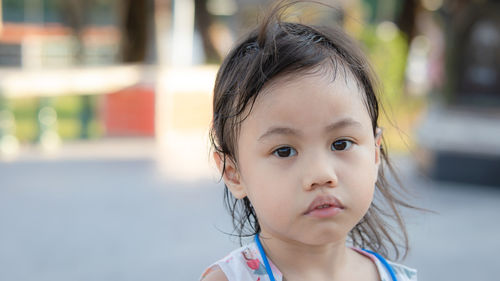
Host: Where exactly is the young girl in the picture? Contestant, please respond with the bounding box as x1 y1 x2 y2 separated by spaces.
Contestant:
201 2 417 281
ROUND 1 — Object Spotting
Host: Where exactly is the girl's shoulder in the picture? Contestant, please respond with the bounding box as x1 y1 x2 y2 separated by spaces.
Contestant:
352 248 417 281
199 264 228 281
199 242 282 281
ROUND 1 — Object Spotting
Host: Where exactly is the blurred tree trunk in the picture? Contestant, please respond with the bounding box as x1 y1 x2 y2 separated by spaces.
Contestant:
120 0 150 63
59 0 154 63
194 0 220 63
396 0 419 43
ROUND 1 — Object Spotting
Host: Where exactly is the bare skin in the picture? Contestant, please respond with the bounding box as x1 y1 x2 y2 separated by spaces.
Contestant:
259 236 380 281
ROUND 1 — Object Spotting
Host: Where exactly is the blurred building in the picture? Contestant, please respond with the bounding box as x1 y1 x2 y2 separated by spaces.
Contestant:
416 0 500 186
0 0 155 152
0 0 120 67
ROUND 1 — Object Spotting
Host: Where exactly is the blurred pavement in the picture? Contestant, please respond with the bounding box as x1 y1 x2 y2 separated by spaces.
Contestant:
0 138 499 280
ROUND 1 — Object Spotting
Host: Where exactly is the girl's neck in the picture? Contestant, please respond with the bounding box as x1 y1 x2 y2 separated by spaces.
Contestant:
258 231 351 281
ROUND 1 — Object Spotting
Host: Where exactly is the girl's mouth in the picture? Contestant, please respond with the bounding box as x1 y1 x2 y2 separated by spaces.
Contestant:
304 195 344 218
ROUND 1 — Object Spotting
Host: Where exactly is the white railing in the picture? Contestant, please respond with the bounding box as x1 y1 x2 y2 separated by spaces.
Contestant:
0 64 153 98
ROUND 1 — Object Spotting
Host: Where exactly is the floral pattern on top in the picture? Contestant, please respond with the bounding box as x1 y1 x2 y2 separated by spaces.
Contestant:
201 242 417 281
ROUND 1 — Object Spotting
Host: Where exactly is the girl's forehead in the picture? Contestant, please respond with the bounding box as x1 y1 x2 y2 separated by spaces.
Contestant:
256 68 365 108
242 70 372 132
259 64 362 96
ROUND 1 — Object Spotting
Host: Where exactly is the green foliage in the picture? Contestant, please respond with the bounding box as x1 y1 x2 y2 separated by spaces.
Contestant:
356 24 427 153
8 95 102 142
358 25 409 105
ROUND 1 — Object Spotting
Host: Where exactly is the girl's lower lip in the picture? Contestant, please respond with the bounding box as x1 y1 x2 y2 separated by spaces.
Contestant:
306 206 342 218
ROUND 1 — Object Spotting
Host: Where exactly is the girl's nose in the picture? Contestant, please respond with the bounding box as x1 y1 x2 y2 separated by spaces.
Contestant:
302 154 338 191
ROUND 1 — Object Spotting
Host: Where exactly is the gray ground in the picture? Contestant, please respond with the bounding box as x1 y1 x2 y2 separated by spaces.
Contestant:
1 139 499 281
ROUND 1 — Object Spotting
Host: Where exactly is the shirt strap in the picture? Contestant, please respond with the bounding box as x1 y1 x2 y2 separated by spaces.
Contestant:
254 234 277 281
362 249 398 281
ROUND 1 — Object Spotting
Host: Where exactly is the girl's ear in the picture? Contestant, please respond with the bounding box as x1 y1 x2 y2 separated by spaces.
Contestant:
213 152 247 199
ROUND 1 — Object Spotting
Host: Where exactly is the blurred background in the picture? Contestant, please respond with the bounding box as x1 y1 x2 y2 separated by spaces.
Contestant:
0 0 499 280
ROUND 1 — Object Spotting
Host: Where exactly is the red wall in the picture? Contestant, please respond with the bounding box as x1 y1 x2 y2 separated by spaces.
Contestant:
103 85 155 136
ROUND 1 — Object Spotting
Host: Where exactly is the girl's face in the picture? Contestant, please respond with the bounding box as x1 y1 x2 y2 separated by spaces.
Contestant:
220 70 382 246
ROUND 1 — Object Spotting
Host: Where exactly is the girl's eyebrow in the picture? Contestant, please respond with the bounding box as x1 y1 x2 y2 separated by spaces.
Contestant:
325 118 363 132
258 127 299 142
258 127 300 141
258 118 363 141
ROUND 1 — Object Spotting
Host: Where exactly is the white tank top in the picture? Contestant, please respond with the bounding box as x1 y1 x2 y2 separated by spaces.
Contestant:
200 241 417 281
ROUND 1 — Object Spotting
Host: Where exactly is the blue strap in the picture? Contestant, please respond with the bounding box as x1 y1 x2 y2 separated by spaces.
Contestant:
362 249 398 281
254 234 277 281
255 236 396 281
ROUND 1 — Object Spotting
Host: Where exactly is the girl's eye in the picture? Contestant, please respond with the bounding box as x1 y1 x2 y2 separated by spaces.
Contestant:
273 146 297 158
331 140 353 151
